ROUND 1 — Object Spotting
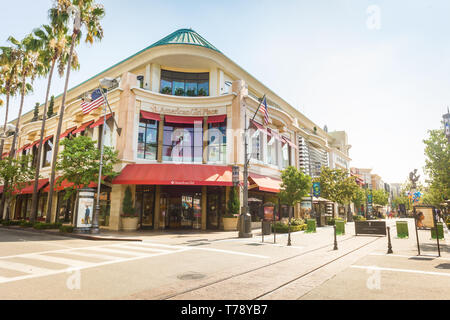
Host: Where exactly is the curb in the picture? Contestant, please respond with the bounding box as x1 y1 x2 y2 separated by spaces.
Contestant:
0 226 142 242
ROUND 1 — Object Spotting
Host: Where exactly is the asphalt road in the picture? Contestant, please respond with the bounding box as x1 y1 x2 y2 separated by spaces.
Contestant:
0 219 449 300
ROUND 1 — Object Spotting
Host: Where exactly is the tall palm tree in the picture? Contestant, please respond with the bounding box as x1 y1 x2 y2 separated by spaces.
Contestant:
0 34 41 220
46 0 105 222
7 34 43 159
0 46 20 156
29 23 79 223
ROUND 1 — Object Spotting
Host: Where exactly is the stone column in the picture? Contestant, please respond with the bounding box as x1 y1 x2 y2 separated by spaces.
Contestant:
157 115 164 163
110 184 124 231
117 73 137 161
201 186 207 230
203 116 208 164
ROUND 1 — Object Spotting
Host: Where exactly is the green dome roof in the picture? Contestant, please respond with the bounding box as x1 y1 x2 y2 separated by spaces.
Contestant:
148 28 221 53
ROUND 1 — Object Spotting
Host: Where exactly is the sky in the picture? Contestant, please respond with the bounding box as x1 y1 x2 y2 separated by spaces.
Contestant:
0 0 448 185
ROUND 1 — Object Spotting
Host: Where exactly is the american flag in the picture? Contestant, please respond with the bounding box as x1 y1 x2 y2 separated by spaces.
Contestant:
258 96 270 125
81 89 105 114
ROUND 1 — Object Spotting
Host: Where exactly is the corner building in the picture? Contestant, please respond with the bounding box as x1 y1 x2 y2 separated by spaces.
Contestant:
3 29 351 231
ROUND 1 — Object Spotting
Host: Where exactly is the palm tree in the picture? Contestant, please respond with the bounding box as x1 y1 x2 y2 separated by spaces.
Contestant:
0 34 41 220
7 34 43 159
29 23 80 223
46 0 105 222
0 46 20 156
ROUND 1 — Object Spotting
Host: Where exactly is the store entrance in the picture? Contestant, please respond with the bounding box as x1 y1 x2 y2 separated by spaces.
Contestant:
162 186 202 230
136 186 155 230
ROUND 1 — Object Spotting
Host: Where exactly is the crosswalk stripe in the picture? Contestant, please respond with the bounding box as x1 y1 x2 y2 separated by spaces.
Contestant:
27 254 95 268
114 245 172 254
67 251 124 261
83 247 151 257
0 260 53 275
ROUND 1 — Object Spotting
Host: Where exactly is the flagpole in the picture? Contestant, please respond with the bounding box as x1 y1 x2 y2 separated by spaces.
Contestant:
252 94 266 122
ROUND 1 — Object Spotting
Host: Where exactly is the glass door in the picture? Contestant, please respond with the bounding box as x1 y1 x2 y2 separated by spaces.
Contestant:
141 193 155 229
159 194 168 229
207 194 220 229
181 195 194 228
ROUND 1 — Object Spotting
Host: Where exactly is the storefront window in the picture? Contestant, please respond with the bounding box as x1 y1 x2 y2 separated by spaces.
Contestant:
56 191 76 224
267 135 278 166
31 145 38 168
42 138 53 168
37 194 48 218
160 70 209 97
282 143 291 169
250 127 262 161
138 119 158 160
97 191 111 227
163 121 203 163
208 120 227 163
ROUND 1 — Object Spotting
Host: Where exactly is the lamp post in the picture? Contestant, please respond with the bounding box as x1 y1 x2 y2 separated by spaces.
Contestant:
443 107 450 144
239 111 252 238
91 77 121 234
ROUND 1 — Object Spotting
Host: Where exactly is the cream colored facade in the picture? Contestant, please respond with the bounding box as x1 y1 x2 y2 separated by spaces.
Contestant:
3 29 352 230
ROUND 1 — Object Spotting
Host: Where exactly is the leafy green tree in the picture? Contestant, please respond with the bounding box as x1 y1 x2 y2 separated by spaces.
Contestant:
279 166 312 217
352 187 366 214
55 136 119 202
372 189 389 206
32 102 40 122
47 0 106 220
121 186 136 217
316 167 359 214
0 155 35 220
226 187 240 216
423 128 450 207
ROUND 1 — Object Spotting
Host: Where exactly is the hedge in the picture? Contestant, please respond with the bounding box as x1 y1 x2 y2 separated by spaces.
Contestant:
59 225 74 233
272 222 307 233
33 222 63 230
1 220 22 226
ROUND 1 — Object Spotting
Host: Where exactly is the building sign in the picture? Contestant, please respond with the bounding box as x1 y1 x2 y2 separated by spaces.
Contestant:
264 206 274 221
313 182 321 197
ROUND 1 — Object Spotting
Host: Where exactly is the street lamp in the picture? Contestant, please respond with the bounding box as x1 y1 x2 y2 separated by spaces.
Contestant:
443 107 450 143
239 111 253 238
91 77 121 234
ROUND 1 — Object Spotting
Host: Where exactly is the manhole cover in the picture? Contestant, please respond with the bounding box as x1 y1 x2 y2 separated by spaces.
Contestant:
246 243 264 246
409 257 434 261
187 242 209 246
177 272 206 280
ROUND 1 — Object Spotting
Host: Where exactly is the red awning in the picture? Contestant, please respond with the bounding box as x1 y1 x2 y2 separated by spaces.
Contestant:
25 141 38 151
1 152 9 159
17 144 30 154
90 113 114 129
249 173 282 193
72 120 95 135
250 120 270 136
113 164 233 186
140 111 161 122
282 137 298 150
41 135 53 145
207 115 227 124
43 177 99 192
60 126 77 139
15 179 49 195
165 115 204 124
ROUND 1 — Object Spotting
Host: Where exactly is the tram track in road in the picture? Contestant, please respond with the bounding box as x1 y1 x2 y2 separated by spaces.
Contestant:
161 234 366 300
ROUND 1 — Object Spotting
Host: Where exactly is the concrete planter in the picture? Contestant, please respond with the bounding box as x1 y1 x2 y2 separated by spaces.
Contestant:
121 217 139 232
222 217 238 231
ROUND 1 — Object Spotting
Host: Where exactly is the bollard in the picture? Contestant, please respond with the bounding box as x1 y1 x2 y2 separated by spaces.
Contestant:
287 220 292 246
261 220 264 243
333 225 338 250
387 226 393 254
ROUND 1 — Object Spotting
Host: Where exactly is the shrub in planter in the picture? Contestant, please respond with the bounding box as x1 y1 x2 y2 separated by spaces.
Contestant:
2 220 21 226
174 88 185 96
291 218 305 226
272 222 307 233
59 225 74 233
19 221 34 228
160 87 172 95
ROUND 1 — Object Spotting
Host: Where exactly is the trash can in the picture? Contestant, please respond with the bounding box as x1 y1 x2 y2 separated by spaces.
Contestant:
306 219 317 233
262 221 272 235
335 220 345 235
396 221 409 239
